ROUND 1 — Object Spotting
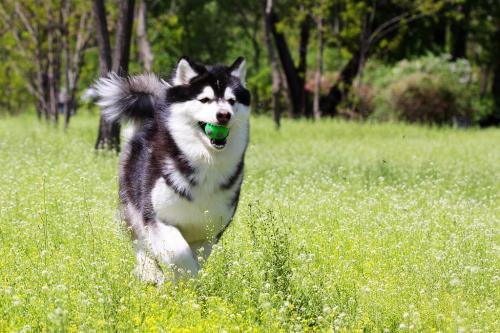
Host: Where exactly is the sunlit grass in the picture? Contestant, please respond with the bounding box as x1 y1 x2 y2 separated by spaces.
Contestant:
0 114 499 331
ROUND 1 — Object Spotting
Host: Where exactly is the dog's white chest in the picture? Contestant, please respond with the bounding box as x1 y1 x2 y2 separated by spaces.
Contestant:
151 174 235 243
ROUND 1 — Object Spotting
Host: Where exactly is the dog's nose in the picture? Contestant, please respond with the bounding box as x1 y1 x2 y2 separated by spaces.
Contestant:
216 111 231 125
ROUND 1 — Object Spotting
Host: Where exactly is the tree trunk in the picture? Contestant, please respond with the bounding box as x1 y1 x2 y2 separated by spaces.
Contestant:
434 14 446 51
136 0 153 72
263 0 282 128
137 0 154 72
93 0 135 152
92 0 112 74
236 6 262 110
269 8 305 118
489 19 500 126
313 17 323 120
480 65 490 99
63 6 91 129
320 52 361 116
251 35 261 110
93 0 118 151
298 13 311 117
355 11 373 120
41 72 50 121
55 8 63 123
34 29 50 121
491 66 500 125
112 0 135 74
47 7 59 125
450 1 470 60
63 0 71 128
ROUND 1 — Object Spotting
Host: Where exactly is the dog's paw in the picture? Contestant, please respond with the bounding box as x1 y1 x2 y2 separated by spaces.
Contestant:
134 253 164 285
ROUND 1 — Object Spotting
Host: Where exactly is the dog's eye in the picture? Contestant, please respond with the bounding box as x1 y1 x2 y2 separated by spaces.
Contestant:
199 98 211 103
227 98 236 106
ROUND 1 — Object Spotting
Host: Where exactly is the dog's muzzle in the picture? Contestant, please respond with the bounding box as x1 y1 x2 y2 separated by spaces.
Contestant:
198 122 228 150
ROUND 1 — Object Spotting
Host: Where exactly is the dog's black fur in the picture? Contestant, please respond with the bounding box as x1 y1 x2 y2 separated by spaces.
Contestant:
94 57 250 281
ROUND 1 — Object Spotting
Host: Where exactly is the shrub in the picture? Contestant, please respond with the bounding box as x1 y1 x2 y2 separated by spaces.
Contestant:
360 54 493 125
385 73 471 125
340 83 376 119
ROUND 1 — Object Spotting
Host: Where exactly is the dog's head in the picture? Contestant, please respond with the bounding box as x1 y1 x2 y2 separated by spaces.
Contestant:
165 57 250 152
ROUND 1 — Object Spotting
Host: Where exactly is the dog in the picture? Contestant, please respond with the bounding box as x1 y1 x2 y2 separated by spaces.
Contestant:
94 57 250 283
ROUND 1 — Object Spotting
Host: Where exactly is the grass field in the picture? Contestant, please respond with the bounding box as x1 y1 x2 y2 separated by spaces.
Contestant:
0 114 499 332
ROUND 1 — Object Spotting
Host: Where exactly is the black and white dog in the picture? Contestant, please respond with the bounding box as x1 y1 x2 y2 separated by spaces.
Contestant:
94 57 250 283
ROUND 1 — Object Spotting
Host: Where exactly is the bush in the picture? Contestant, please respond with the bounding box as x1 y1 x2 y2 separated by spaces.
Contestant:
386 73 471 125
337 83 376 120
360 54 493 125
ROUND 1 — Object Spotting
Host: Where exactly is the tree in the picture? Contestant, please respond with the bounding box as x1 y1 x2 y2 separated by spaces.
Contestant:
488 8 500 125
468 0 500 126
321 0 443 116
224 0 263 109
62 0 93 128
0 0 91 125
450 0 471 60
147 0 236 67
268 3 310 118
310 0 328 120
136 0 153 72
93 0 135 152
262 0 283 128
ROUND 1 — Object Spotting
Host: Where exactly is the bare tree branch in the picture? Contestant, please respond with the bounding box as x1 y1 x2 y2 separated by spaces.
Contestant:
369 12 428 48
367 11 413 46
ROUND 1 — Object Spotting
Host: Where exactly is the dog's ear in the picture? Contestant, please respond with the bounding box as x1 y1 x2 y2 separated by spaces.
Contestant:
229 57 246 85
172 56 203 86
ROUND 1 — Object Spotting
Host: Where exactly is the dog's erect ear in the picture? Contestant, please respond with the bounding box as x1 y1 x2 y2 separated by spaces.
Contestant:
229 57 246 85
172 57 202 86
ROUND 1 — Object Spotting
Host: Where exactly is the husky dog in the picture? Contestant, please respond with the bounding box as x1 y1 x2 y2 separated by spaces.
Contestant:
94 57 250 283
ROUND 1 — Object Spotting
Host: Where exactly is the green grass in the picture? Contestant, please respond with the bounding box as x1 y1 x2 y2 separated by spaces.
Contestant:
0 114 499 332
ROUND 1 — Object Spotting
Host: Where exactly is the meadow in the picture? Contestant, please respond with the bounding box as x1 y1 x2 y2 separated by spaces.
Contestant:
0 115 498 332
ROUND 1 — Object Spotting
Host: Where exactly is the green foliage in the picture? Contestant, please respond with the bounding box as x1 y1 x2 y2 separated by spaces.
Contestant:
362 54 493 124
0 2 38 114
0 54 31 114
147 0 240 68
1 0 500 120
468 0 500 65
0 0 96 117
247 66 273 112
1 114 499 331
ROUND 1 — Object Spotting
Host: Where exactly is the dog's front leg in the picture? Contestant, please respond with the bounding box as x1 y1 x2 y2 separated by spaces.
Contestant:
134 248 164 285
190 240 215 268
147 222 198 280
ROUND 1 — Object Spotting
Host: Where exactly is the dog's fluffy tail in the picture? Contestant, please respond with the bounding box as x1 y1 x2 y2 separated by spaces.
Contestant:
94 73 168 124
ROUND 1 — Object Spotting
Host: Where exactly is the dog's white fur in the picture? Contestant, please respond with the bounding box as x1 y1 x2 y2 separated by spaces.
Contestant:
95 73 169 123
97 60 249 283
139 98 248 280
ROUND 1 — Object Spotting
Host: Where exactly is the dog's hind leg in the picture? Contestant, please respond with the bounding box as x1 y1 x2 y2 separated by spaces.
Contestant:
124 204 168 284
147 222 199 280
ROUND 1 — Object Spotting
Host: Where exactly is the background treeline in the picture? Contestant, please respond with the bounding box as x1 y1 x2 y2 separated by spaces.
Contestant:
0 0 499 132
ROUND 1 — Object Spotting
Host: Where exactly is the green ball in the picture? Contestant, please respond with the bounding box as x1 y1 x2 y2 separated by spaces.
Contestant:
205 123 230 140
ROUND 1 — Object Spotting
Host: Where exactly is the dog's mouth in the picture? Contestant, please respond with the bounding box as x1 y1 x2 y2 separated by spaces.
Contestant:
198 122 228 150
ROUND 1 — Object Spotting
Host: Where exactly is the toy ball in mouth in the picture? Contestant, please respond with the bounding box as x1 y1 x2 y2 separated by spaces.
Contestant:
204 123 230 140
